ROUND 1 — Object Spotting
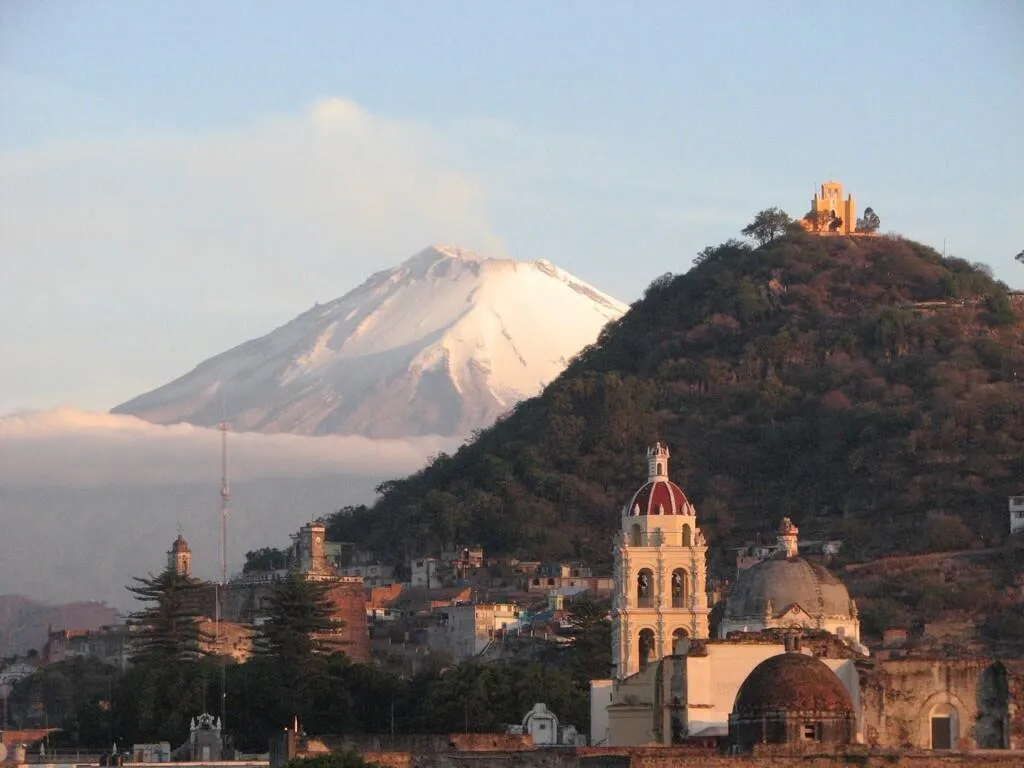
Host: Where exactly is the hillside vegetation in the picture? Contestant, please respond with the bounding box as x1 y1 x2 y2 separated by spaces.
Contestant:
329 232 1023 576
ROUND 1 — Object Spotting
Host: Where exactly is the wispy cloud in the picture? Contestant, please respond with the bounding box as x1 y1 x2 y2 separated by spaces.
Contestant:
0 408 457 607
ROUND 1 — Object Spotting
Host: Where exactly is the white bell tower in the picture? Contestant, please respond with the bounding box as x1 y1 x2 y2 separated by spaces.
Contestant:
611 443 709 679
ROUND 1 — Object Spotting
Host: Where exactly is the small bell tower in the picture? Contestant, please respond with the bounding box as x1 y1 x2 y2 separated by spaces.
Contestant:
168 533 192 578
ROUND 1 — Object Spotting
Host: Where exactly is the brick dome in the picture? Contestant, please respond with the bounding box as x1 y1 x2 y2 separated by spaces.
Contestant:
733 653 853 715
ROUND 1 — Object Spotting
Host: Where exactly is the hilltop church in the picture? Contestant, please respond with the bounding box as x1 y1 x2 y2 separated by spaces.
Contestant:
591 444 1023 753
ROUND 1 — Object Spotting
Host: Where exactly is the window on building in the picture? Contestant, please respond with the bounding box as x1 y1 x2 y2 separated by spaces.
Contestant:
630 523 643 546
802 723 820 741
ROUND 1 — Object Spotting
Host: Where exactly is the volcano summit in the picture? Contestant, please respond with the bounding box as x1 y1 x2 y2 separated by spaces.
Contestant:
114 246 626 438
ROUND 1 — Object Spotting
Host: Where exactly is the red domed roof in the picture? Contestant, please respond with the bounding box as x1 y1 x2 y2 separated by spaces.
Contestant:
733 653 853 715
626 479 694 516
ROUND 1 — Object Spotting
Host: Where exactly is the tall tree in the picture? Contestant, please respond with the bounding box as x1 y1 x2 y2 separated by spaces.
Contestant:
741 208 792 245
255 572 344 722
856 206 881 233
126 567 208 665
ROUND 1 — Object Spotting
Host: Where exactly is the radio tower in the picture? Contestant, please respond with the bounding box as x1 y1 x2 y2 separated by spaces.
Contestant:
217 419 229 736
220 419 229 588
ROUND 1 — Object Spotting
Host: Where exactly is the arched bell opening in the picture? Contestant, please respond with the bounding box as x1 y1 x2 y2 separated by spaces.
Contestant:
637 568 654 608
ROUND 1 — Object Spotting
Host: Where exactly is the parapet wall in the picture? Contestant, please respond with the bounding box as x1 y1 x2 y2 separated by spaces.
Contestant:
345 748 1024 768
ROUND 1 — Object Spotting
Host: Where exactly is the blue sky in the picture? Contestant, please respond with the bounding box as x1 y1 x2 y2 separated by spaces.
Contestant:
2 0 1022 412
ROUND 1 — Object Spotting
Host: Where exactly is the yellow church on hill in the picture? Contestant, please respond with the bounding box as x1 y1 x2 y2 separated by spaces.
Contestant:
800 180 858 235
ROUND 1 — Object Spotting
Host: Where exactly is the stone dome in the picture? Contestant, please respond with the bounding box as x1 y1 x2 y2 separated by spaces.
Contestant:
733 653 853 715
170 534 190 553
725 557 853 621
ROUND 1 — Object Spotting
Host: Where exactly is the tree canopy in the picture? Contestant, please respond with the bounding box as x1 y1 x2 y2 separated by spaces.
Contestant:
856 206 881 233
741 208 792 245
126 567 208 665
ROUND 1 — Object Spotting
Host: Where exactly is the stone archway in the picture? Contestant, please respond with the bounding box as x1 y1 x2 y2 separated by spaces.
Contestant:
976 662 1010 749
920 694 963 750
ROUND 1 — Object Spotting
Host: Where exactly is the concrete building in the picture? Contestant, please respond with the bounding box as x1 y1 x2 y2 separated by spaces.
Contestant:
338 562 395 587
428 603 520 660
410 557 440 589
1010 496 1024 535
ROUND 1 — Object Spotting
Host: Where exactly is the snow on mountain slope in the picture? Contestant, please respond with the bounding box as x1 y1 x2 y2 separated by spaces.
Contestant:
113 246 627 438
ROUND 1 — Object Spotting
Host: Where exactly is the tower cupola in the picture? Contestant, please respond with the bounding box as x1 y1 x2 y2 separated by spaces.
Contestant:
777 517 799 559
647 442 670 481
168 533 192 578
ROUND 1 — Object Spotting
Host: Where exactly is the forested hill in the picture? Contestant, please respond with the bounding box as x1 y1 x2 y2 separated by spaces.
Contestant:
328 232 1024 570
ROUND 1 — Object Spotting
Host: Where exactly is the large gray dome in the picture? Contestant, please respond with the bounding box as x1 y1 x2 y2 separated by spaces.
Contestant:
725 557 854 621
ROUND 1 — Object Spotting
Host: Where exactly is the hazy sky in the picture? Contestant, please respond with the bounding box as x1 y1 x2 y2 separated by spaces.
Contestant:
2 1 1022 413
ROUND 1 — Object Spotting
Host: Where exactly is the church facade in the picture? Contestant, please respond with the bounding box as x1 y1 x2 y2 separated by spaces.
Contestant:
592 443 1024 753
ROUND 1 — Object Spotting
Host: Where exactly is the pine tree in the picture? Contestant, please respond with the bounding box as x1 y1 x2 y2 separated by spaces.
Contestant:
255 572 345 722
126 567 209 665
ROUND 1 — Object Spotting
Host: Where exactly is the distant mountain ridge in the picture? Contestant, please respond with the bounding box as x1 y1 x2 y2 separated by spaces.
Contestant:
114 246 626 438
0 594 118 656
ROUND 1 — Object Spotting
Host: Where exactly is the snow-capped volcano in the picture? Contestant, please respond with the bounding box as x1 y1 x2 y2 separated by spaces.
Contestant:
113 246 627 438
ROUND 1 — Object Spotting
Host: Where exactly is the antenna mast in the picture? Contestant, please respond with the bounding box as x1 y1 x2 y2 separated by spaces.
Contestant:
217 419 229 737
220 419 229 588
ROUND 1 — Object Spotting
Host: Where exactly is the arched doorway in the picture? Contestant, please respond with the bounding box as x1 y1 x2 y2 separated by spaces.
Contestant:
929 702 959 750
671 568 688 608
637 568 654 608
638 628 655 671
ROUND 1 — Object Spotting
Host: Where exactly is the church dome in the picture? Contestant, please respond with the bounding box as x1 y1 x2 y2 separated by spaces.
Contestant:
170 534 191 553
623 442 696 516
733 653 853 714
626 479 694 516
725 557 853 621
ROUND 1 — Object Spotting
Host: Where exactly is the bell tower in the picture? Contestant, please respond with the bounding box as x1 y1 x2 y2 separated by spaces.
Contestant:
168 533 192 578
611 444 709 679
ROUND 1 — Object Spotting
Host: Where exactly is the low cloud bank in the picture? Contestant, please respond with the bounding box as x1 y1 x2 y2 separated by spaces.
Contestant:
0 409 459 608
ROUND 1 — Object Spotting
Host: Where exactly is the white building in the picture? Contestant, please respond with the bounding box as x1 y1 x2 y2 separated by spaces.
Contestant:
339 562 395 587
428 603 520 660
410 557 440 589
1010 496 1024 535
508 703 585 746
